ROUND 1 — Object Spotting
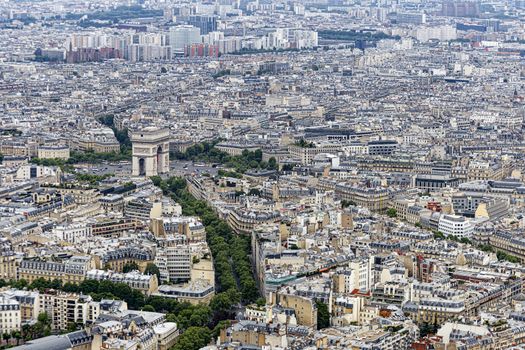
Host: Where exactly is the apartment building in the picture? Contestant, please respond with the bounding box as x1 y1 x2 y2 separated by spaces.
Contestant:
489 231 525 263
338 258 373 293
18 256 95 285
50 293 99 331
272 291 318 328
37 145 70 160
0 296 21 334
0 251 18 281
227 208 281 235
90 218 143 238
288 143 342 165
153 322 179 350
1 290 40 323
101 247 154 273
219 321 288 348
403 299 465 325
86 269 159 295
335 184 391 212
154 281 215 305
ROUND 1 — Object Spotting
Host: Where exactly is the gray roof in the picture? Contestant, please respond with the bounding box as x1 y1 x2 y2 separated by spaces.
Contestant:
10 331 91 350
10 336 72 350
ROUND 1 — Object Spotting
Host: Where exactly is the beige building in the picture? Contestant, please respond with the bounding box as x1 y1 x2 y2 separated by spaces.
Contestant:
215 142 260 156
154 280 215 305
53 293 99 331
273 292 317 328
0 296 21 334
72 138 120 153
219 321 288 348
335 184 390 212
18 256 95 285
37 145 70 160
227 208 281 235
0 142 29 157
101 248 154 273
466 161 508 181
153 322 179 350
51 186 100 205
38 292 100 331
190 258 215 286
90 218 144 238
1 290 40 324
86 269 159 295
489 231 525 263
0 253 17 281
288 143 342 165
392 198 416 220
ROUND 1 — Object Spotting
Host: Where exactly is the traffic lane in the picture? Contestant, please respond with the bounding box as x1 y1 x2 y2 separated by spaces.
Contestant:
170 161 218 176
73 161 218 176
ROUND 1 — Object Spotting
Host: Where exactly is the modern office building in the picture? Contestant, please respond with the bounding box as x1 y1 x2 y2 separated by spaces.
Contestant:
438 214 473 238
155 241 192 284
188 15 217 35
169 25 201 52
396 12 426 24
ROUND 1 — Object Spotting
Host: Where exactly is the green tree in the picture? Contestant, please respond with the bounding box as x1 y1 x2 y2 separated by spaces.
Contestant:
10 279 28 290
268 157 277 170
172 327 211 350
281 164 296 172
448 234 460 242
66 322 78 333
144 263 161 282
497 251 520 263
460 237 471 245
150 176 162 187
210 292 236 319
122 262 139 273
2 332 10 344
433 231 446 240
29 277 60 292
478 244 494 253
341 200 356 208
386 208 397 218
248 188 261 196
79 279 99 294
21 324 34 341
142 305 155 312
295 138 315 148
36 312 51 337
11 330 21 345
98 280 116 295
211 320 231 339
420 322 439 337
62 282 80 293
316 301 330 330
37 312 49 325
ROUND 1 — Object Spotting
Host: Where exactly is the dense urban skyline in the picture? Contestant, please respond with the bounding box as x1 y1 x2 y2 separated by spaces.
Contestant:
1 0 525 349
